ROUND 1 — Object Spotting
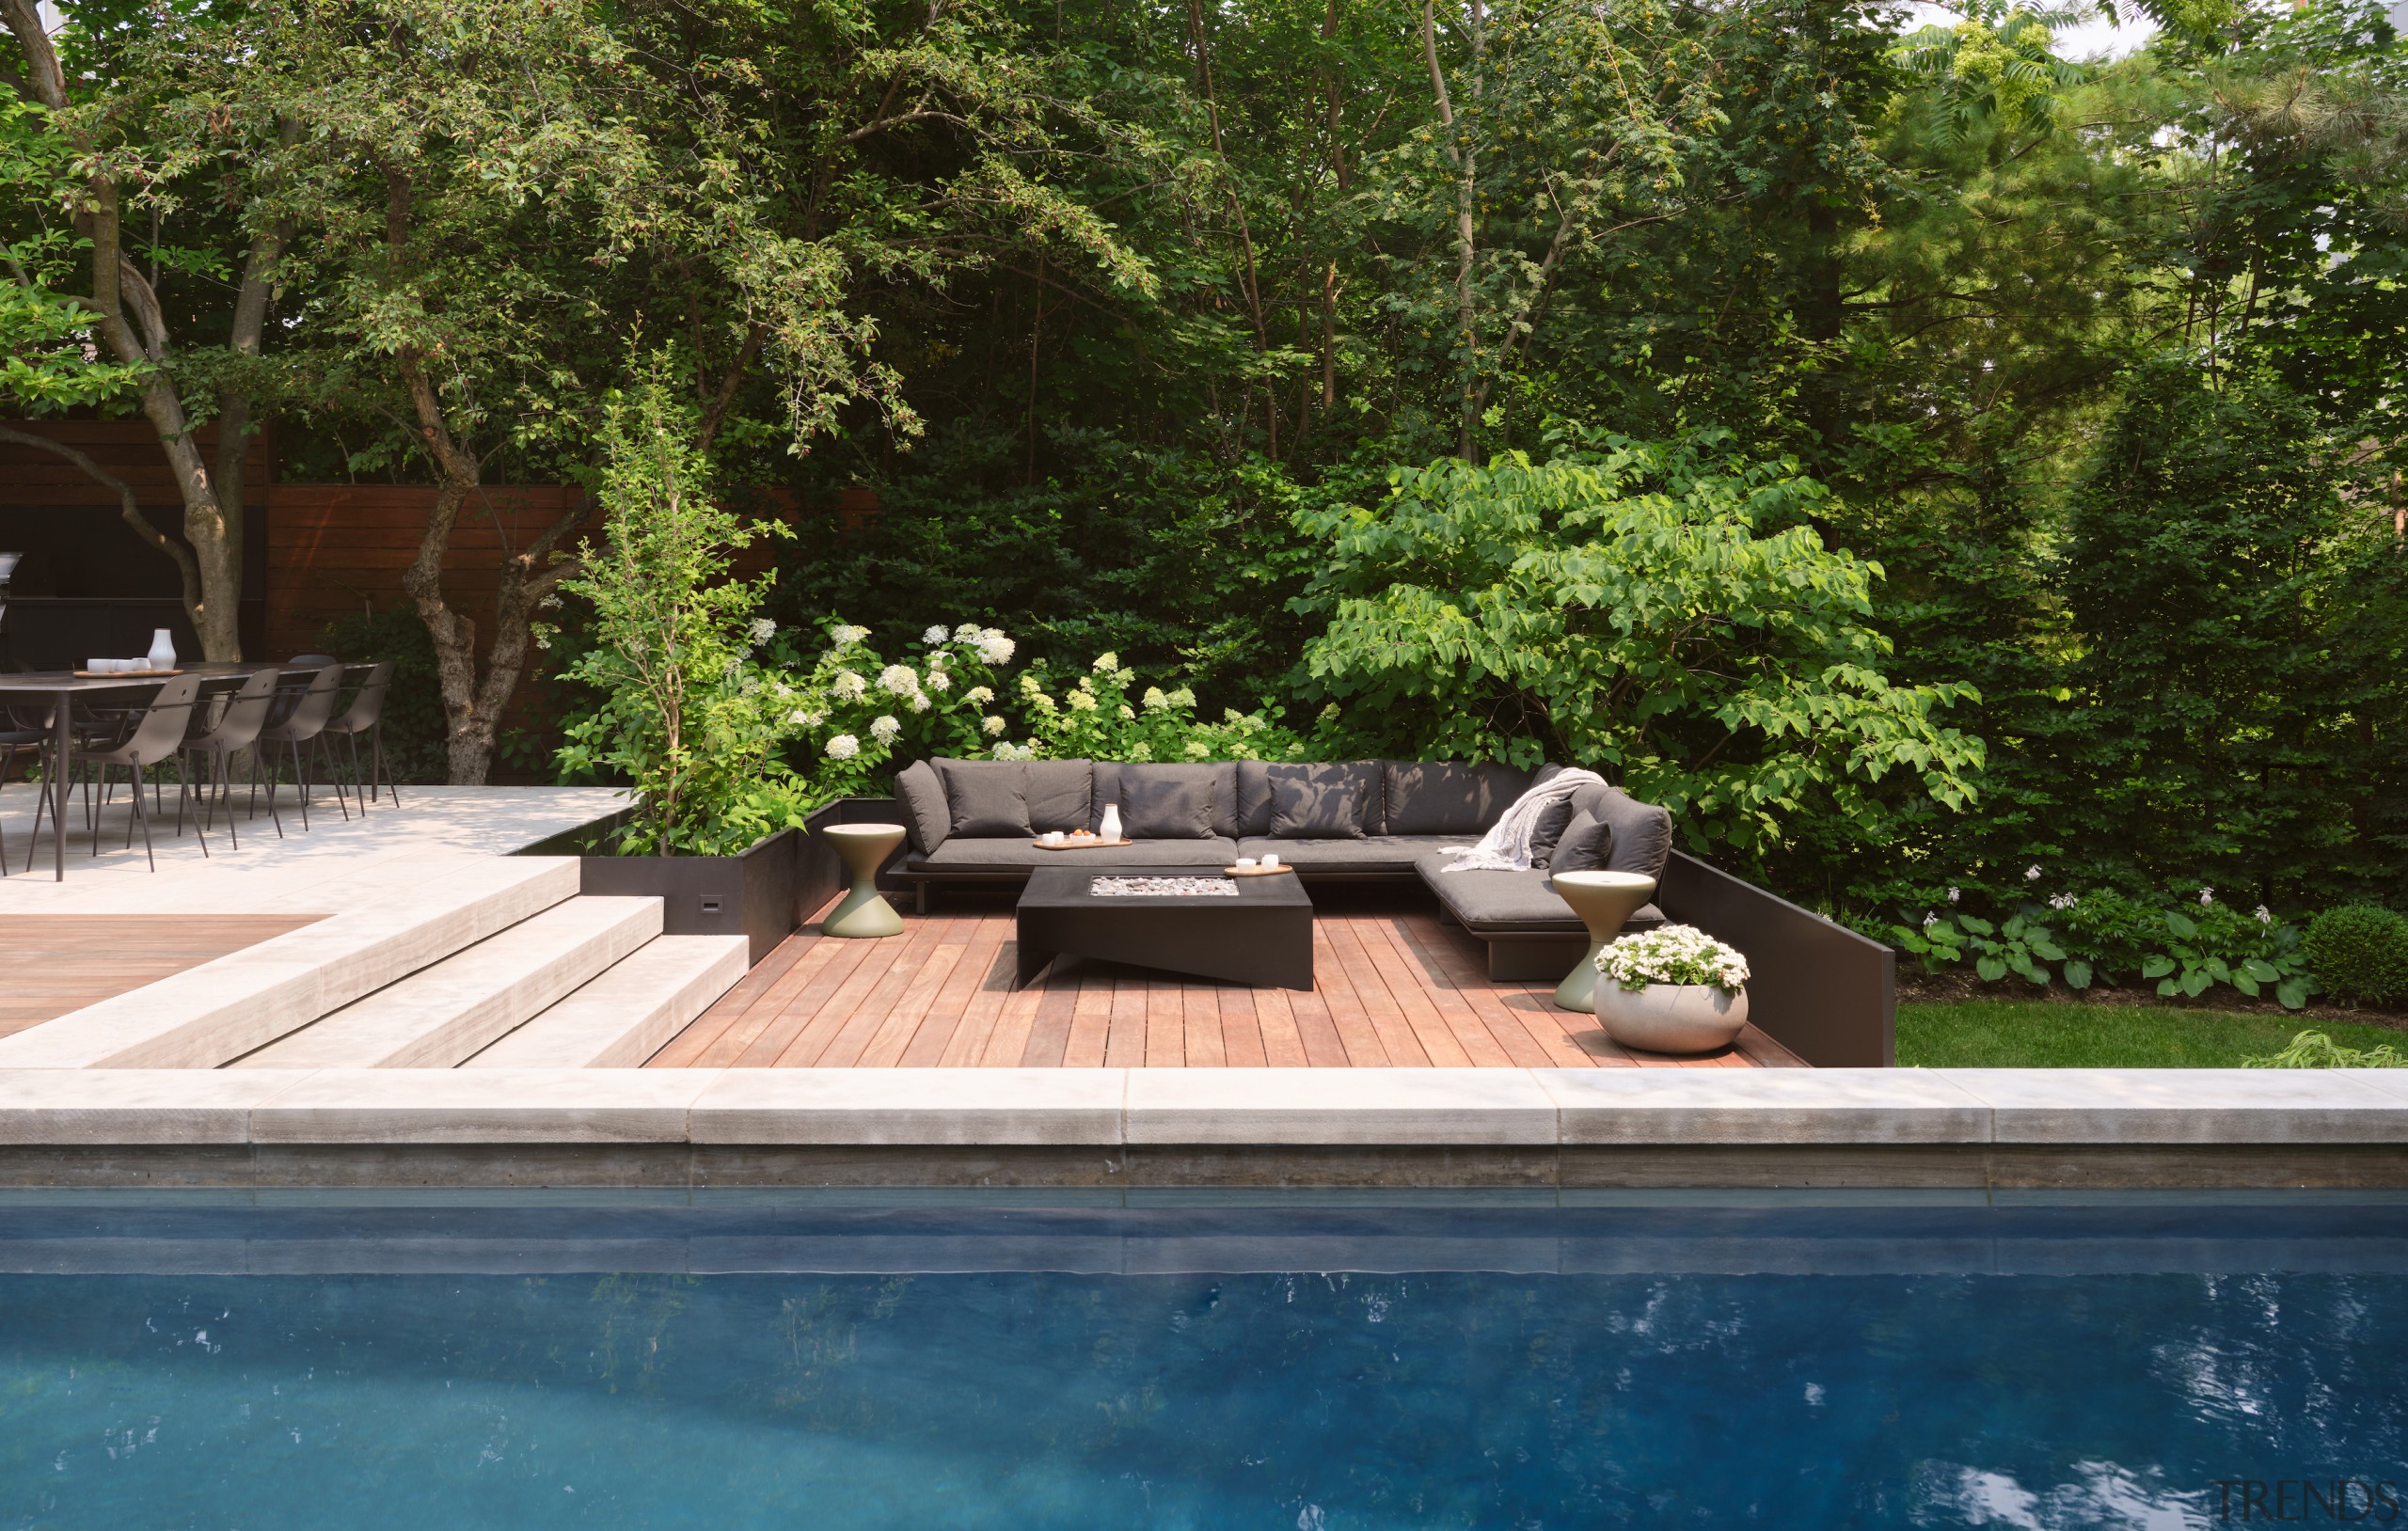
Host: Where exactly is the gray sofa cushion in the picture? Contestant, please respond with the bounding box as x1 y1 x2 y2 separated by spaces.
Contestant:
1527 797 1576 866
1589 785 1673 880
1024 760 1094 834
1269 769 1373 838
1096 761 1239 837
1238 834 1474 874
912 837 1238 870
1240 761 1382 837
1415 851 1665 934
1380 761 1532 836
1121 768 1215 839
936 758 1032 836
892 759 950 855
1548 810 1611 875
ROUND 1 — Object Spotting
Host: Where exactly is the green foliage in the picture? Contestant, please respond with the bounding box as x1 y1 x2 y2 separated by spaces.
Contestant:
2303 905 2408 1006
0 97 146 414
553 367 807 855
774 622 1027 802
319 606 447 785
2139 901 2317 1010
1897 1001 2407 1069
1015 652 1306 764
1294 434 1986 866
2244 1030 2406 1068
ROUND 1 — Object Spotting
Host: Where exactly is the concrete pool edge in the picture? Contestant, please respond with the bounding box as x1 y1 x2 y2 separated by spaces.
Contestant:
0 1067 2404 1190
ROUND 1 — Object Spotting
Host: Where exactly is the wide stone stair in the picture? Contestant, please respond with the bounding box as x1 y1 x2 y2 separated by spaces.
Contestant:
0 859 748 1070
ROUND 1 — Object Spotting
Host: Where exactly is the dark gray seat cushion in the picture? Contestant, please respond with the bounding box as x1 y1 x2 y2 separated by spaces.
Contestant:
893 759 950 855
1380 761 1531 836
1415 850 1664 933
911 837 1239 871
1237 834 1475 874
1096 762 1239 837
1239 761 1383 837
935 758 1033 836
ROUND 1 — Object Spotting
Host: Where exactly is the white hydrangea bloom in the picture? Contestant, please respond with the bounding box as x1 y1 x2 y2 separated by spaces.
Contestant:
975 629 1015 665
1142 687 1169 711
770 682 792 698
1067 690 1098 712
721 657 742 684
1183 740 1211 760
870 715 901 744
982 715 1007 735
955 623 983 640
908 691 930 713
964 686 994 705
926 671 951 692
1092 651 1118 672
878 663 920 696
1594 924 1749 993
831 669 867 701
1117 704 1134 719
749 617 778 646
1116 669 1135 687
829 624 869 645
923 624 949 645
824 734 861 760
1166 687 1195 710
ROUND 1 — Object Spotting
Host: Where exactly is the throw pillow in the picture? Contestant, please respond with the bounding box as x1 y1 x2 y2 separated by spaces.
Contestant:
1593 787 1673 880
1269 768 1370 838
892 759 950 855
936 759 1033 837
1526 797 1576 866
1023 760 1094 834
1118 766 1216 839
1546 810 1611 874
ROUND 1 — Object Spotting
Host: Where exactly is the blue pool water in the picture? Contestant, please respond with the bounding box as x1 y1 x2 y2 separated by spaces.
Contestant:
0 1198 2403 1527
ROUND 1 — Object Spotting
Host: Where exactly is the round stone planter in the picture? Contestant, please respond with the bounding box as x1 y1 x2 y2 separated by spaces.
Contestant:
1594 982 1749 1055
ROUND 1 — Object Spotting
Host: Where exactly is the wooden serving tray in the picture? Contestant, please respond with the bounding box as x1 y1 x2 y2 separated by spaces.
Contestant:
1225 863 1295 876
74 669 181 678
1030 837 1136 851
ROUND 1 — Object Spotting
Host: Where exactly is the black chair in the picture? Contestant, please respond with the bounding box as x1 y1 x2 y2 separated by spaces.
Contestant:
253 664 347 830
56 672 207 871
180 666 283 848
317 660 398 812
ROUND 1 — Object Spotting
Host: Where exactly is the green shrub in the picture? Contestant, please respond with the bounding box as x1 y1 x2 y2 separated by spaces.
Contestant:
320 606 449 784
2303 906 2408 1006
2244 1030 2406 1068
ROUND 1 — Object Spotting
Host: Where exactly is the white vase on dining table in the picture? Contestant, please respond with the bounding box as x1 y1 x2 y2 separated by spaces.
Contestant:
146 628 176 671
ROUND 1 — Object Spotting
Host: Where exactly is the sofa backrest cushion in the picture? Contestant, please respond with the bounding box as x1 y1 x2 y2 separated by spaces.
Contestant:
1267 764 1380 839
1527 797 1578 866
1381 761 1533 836
1024 760 1094 834
1568 781 1674 880
893 759 951 855
936 758 1033 836
1236 761 1384 837
1096 761 1238 838
1120 767 1217 839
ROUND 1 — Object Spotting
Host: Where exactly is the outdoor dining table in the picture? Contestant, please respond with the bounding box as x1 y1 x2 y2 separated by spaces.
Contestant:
0 660 340 881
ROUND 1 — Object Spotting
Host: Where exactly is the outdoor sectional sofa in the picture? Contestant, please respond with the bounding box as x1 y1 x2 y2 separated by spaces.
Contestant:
890 757 1675 980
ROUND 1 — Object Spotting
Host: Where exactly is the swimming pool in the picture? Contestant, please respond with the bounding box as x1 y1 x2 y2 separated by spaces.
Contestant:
1 1196 2401 1527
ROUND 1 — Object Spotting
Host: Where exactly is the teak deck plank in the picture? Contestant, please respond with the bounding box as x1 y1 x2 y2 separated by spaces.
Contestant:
649 907 1792 1071
0 914 323 1036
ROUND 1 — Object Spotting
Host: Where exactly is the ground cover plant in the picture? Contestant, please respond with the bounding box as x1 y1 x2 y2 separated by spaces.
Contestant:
1896 1001 2408 1069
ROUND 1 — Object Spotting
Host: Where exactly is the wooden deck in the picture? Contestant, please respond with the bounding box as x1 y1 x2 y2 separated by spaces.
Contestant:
649 900 1805 1069
0 914 324 1036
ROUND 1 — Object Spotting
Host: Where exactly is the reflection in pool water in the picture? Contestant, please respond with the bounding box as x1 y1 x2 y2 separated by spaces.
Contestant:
0 1202 2401 1528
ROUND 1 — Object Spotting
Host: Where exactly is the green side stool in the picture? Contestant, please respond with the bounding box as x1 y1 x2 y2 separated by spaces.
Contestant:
1550 870 1659 1012
821 823 907 938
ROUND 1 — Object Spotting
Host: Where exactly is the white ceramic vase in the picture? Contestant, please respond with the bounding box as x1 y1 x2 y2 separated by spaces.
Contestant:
1594 982 1749 1054
1098 803 1123 843
146 628 177 670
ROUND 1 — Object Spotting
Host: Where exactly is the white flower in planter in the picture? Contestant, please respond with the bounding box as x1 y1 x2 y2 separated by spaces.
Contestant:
1595 924 1750 993
831 670 867 701
824 734 861 760
870 715 901 744
923 624 949 645
982 715 1007 735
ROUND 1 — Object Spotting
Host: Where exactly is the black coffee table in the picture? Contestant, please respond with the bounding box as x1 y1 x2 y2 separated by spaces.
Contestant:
1014 866 1315 989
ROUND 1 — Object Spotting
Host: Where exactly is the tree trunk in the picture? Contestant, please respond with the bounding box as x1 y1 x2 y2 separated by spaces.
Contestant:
1420 0 1480 461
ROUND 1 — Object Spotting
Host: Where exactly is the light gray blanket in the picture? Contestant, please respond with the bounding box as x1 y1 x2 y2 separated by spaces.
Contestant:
1440 768 1607 872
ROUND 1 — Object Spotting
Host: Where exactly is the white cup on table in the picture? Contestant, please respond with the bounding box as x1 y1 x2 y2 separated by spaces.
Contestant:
1235 857 1257 869
1261 852 1280 869
1043 830 1063 846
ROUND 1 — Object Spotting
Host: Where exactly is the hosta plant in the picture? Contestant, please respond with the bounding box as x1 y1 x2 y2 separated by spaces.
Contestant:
1597 925 1751 993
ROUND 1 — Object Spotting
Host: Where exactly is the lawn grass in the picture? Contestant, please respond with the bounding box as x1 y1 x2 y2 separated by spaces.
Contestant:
1896 999 2407 1068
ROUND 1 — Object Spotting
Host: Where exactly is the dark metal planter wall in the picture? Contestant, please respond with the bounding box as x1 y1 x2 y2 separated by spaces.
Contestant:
574 827 801 966
1658 850 1895 1068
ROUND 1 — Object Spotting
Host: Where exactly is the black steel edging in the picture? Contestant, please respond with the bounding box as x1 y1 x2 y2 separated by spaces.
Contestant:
1657 850 1895 1068
576 827 801 967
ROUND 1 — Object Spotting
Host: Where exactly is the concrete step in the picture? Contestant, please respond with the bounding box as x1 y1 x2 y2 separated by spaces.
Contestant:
463 935 748 1069
231 896 663 1069
0 858 582 1069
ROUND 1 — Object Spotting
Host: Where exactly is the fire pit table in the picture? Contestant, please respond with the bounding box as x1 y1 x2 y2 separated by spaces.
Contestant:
1014 865 1314 989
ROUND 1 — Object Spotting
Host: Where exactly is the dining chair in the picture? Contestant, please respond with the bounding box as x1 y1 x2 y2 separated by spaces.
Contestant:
253 664 347 830
316 660 398 812
61 672 207 872
179 666 283 848
0 713 48 877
